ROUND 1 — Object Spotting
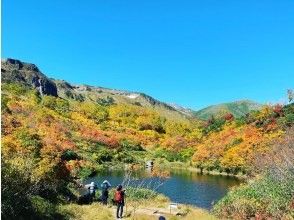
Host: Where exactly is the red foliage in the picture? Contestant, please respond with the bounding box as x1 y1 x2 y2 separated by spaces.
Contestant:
223 113 234 121
273 104 284 117
79 127 119 148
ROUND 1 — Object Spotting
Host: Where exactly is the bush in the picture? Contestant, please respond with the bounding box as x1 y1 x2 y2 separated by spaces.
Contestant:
95 148 113 163
126 187 158 201
179 147 194 162
203 117 226 134
97 96 115 106
1 159 33 219
109 187 158 202
1 94 10 112
115 152 136 164
42 96 70 115
61 150 79 161
78 166 96 180
213 172 294 219
214 127 294 219
154 149 181 162
30 196 57 219
2 83 29 96
120 140 144 151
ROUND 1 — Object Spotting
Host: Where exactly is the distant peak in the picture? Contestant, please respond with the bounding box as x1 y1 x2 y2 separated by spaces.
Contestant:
2 58 40 72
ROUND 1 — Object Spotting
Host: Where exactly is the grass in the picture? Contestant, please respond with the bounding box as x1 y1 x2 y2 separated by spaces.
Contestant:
58 193 217 220
213 172 294 219
58 203 113 220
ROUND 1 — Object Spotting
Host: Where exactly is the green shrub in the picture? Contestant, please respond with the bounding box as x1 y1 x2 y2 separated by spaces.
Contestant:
120 140 144 151
213 172 294 219
78 167 95 180
179 147 194 162
95 148 113 163
154 149 181 162
203 117 226 134
285 113 294 126
1 94 10 112
114 151 136 164
16 129 42 157
1 159 33 219
61 150 79 161
42 95 57 109
97 96 115 106
42 96 70 115
126 187 158 201
30 196 57 218
109 187 158 202
55 98 70 115
2 83 29 96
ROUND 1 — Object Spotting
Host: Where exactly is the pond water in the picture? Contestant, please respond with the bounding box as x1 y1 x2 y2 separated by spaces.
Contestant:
85 169 241 209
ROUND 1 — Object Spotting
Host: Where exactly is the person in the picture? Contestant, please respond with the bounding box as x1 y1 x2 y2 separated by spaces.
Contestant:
114 184 125 219
85 182 97 203
100 180 111 205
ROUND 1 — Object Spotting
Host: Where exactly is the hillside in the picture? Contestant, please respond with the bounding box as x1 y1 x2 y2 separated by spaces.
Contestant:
2 58 294 220
194 100 262 120
1 58 193 121
2 58 292 175
2 58 264 121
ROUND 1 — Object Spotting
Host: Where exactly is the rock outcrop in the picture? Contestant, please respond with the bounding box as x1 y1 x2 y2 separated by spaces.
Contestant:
1 58 194 120
1 58 58 96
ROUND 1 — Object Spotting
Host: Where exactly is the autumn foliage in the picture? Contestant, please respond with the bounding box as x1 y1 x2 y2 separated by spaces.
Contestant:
1 82 294 219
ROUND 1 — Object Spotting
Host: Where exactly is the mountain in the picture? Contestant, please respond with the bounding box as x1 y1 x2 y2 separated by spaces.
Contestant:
1 58 191 121
169 103 195 117
1 58 58 96
2 58 264 121
194 100 263 120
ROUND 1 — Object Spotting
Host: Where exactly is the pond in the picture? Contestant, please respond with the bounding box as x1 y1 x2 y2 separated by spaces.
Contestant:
85 169 241 210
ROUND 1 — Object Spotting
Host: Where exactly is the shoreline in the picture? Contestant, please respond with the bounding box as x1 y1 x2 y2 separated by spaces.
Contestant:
169 165 247 179
83 161 247 180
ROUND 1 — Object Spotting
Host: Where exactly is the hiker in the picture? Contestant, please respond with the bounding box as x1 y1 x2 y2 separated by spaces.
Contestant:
85 182 97 203
114 184 125 219
100 180 111 205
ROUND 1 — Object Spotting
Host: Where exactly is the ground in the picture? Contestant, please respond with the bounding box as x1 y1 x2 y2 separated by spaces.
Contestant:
59 197 217 220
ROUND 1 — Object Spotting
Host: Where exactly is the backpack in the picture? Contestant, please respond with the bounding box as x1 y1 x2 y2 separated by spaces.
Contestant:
114 190 122 202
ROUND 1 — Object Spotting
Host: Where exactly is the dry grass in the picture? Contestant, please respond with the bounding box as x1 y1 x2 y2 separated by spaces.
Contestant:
59 195 217 220
129 204 217 220
59 203 113 220
131 194 216 220
178 206 218 220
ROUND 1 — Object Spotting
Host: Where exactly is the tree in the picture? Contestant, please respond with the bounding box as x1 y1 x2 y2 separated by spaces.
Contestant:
287 89 293 103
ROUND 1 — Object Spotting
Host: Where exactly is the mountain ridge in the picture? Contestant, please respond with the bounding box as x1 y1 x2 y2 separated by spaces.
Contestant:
194 100 263 120
1 58 194 120
1 58 262 120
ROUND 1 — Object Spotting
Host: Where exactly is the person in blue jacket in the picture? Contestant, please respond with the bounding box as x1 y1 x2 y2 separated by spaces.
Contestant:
100 180 111 205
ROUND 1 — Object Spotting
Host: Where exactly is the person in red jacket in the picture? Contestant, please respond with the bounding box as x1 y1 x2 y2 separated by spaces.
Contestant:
114 184 125 219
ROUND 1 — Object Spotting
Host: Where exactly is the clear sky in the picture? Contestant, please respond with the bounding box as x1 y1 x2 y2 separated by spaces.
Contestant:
2 0 294 109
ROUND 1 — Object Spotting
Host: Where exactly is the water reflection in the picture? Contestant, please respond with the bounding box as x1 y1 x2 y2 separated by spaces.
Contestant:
86 169 241 209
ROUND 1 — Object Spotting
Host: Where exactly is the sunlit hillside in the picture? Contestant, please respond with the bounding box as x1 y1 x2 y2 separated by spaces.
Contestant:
2 59 294 219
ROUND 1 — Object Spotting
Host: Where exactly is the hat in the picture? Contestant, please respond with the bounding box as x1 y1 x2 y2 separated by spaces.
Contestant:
102 180 111 187
117 184 122 190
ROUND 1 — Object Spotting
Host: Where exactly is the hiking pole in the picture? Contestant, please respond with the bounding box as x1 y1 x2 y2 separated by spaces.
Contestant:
125 194 127 217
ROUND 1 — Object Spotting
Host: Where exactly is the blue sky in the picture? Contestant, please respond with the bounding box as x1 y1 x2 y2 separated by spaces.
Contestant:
2 0 294 109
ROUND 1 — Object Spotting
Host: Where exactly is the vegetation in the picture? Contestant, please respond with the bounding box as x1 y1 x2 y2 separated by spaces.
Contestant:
58 193 216 220
213 127 294 219
1 81 294 219
194 100 262 120
58 203 113 220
